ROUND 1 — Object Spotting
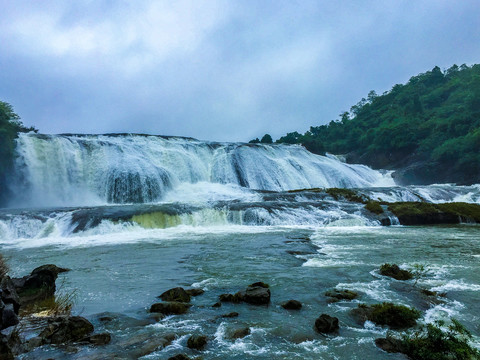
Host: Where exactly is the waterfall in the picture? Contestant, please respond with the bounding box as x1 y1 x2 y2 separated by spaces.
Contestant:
11 133 393 207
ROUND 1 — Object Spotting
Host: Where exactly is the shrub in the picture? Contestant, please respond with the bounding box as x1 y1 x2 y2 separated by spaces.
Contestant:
378 319 480 360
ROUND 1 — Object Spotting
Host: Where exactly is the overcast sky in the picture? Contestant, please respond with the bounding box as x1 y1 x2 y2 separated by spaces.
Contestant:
1 1 479 142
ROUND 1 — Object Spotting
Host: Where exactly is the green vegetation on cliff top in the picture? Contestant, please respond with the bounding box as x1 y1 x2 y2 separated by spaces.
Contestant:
0 101 36 205
270 64 480 184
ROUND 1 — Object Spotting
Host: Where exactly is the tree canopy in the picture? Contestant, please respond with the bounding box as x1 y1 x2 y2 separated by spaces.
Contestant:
275 64 480 184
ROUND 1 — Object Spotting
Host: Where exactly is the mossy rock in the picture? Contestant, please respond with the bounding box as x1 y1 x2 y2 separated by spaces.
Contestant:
325 289 358 302
379 263 413 280
351 302 420 329
388 202 480 225
365 201 384 214
326 188 367 203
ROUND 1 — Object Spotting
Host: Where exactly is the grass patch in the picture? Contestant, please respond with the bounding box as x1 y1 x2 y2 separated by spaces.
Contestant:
326 188 368 203
388 202 480 225
365 201 384 214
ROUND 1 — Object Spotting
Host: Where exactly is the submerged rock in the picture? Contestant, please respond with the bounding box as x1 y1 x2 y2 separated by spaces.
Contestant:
325 289 358 303
314 314 339 334
187 334 207 350
281 300 302 310
39 316 94 344
221 312 239 318
219 293 244 303
83 332 111 345
230 326 251 339
150 301 191 315
379 263 413 280
168 355 192 360
159 287 191 303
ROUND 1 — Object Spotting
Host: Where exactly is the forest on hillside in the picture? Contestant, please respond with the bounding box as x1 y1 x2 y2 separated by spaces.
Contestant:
272 64 480 184
0 101 36 204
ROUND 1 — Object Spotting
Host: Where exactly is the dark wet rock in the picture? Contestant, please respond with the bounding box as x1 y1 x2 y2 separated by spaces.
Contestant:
375 337 404 353
83 332 111 345
221 312 239 318
314 314 339 333
187 334 207 350
351 303 420 329
39 316 94 344
12 264 69 305
186 288 205 297
125 333 176 358
150 301 191 315
168 355 192 360
291 334 314 344
230 326 251 339
244 283 270 305
219 293 243 303
325 289 358 303
286 250 314 256
95 312 155 330
159 287 191 303
0 277 20 314
1 303 18 330
212 302 221 308
0 325 22 359
379 263 413 280
281 300 302 310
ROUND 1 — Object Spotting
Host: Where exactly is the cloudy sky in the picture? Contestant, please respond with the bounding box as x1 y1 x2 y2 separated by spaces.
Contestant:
1 1 479 142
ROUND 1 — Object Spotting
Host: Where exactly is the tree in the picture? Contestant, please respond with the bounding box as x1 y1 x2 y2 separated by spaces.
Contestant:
260 134 273 143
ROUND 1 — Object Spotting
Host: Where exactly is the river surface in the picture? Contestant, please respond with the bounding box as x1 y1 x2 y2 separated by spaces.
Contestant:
2 222 479 359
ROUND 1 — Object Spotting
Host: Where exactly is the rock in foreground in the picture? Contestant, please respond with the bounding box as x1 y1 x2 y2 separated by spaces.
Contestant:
314 314 339 334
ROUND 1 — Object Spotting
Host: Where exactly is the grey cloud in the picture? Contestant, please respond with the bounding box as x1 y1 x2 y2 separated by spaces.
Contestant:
0 0 479 142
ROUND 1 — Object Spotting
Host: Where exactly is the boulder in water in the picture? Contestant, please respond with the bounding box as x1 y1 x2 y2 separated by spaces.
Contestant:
230 326 251 339
244 282 270 305
39 316 94 344
351 303 420 329
325 289 358 303
379 264 413 280
149 301 191 315
187 334 207 350
158 287 191 303
314 314 339 333
281 300 302 310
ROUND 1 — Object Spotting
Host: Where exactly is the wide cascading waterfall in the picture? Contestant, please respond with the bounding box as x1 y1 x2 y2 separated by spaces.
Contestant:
11 133 393 207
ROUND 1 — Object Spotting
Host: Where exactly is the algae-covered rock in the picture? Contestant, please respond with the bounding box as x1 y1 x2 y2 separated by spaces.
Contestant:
379 263 413 280
325 289 358 303
351 302 420 329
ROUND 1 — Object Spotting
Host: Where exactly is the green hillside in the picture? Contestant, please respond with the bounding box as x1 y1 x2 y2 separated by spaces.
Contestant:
274 64 480 185
0 101 36 205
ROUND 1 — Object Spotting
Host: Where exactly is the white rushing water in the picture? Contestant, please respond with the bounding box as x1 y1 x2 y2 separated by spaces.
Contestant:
12 133 393 207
